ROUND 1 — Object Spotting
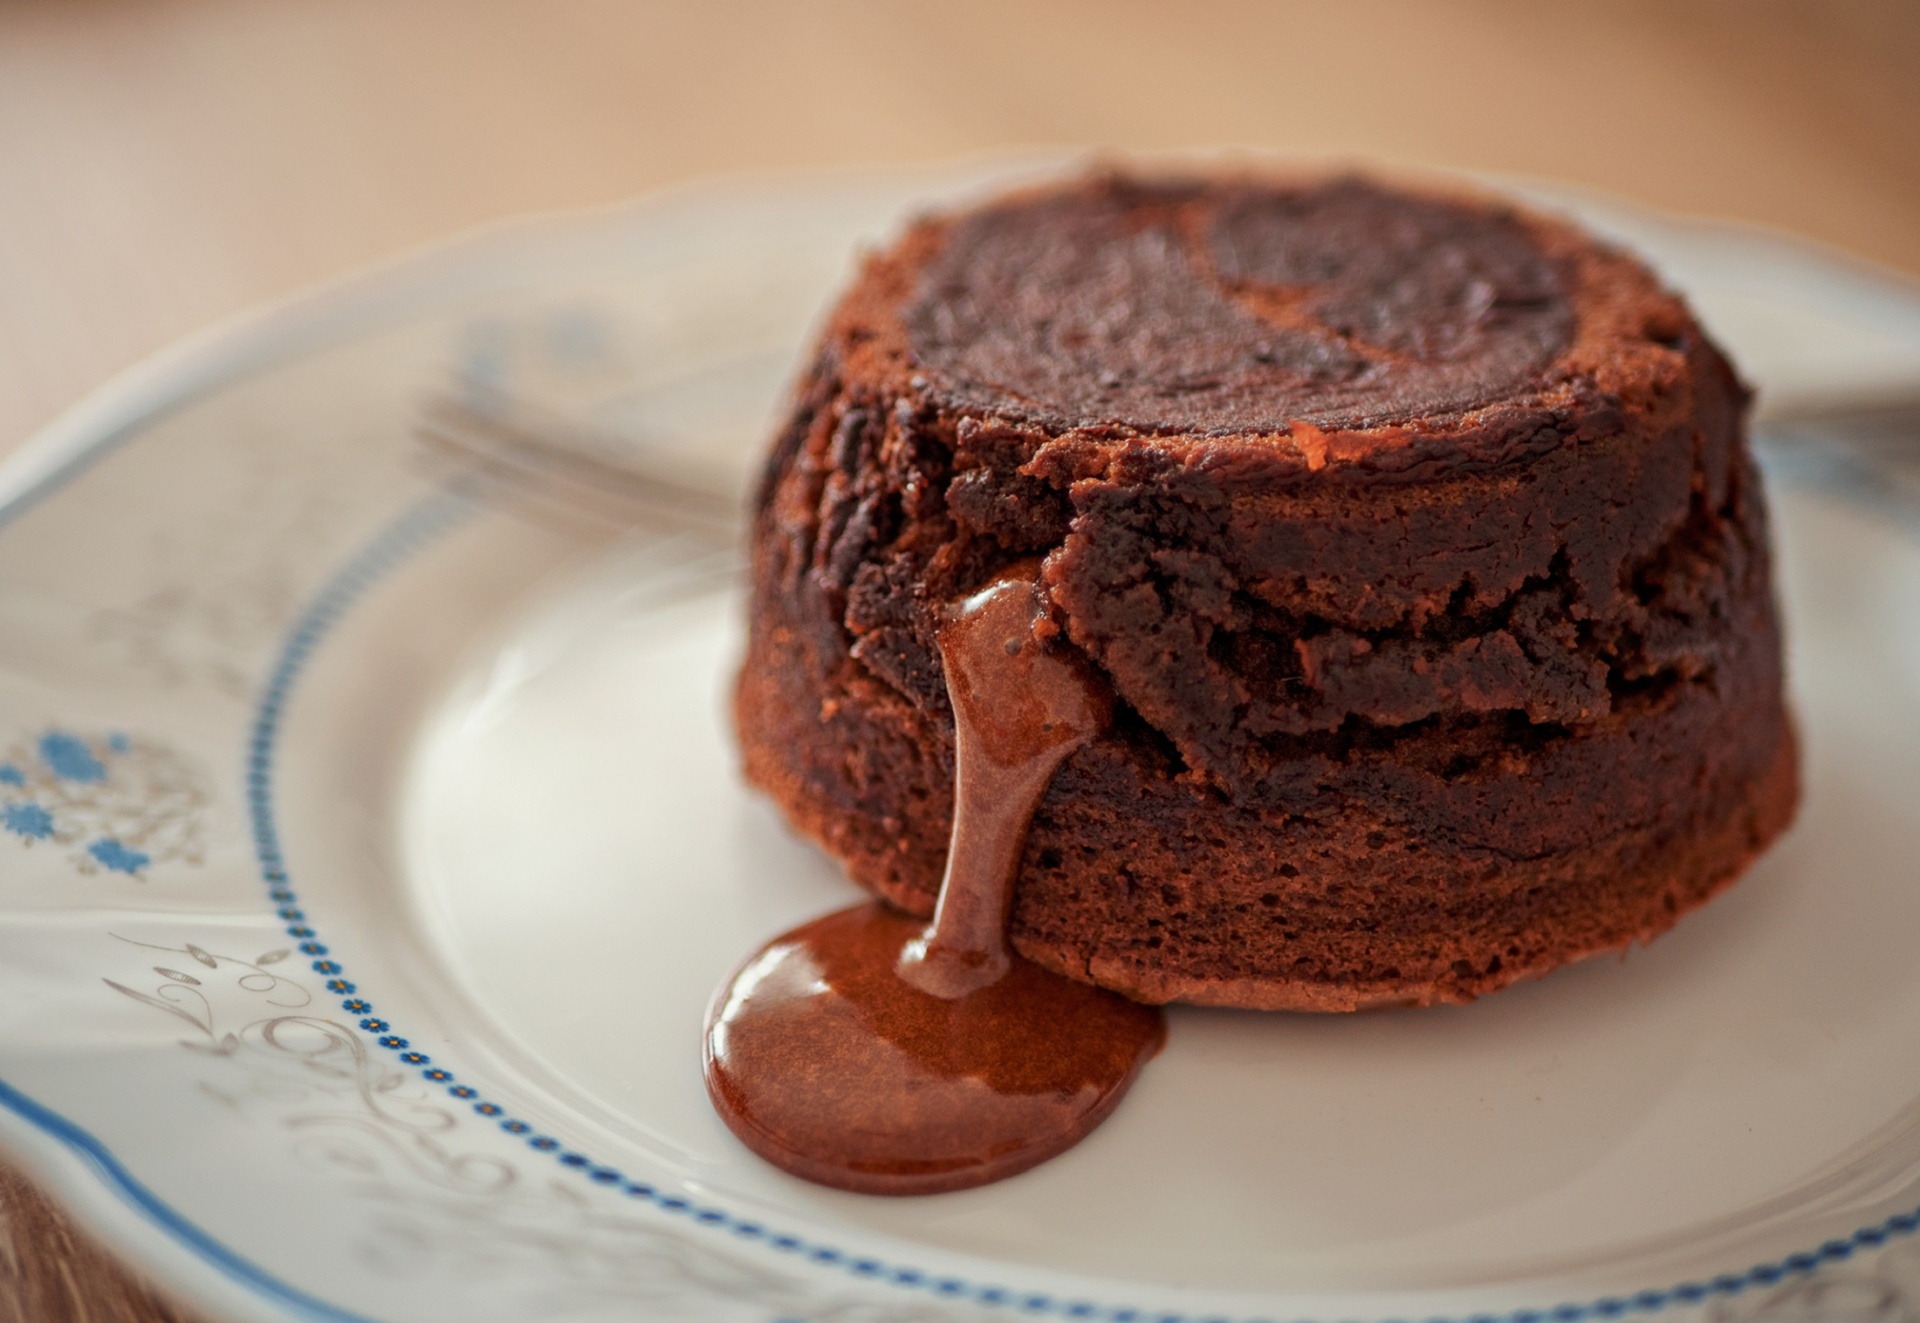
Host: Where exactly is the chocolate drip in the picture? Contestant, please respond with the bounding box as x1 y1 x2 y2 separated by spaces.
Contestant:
898 576 1111 997
705 572 1165 1195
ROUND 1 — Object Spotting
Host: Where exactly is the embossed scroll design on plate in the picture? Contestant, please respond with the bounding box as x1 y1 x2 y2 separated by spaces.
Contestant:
100 935 966 1320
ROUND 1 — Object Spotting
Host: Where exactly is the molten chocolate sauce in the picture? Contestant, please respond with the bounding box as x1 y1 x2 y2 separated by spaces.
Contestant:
705 572 1166 1195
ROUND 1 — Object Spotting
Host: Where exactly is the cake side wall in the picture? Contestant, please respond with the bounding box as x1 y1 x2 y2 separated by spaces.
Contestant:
735 493 1793 1008
735 353 1795 1007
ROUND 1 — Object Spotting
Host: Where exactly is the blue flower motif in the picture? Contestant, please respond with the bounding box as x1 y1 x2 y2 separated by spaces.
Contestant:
38 732 105 783
87 838 148 874
324 978 356 994
0 728 206 881
2 803 53 841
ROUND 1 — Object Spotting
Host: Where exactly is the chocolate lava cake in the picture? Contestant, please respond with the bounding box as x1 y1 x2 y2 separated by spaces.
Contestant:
735 173 1797 1011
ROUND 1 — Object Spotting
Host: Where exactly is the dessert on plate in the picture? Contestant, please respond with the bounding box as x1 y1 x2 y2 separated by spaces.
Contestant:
707 170 1797 1194
735 170 1796 1015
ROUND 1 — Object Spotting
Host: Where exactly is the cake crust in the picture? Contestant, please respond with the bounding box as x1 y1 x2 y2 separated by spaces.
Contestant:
736 172 1798 1010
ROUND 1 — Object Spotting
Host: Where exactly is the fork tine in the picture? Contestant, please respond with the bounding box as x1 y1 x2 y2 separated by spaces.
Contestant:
416 395 741 538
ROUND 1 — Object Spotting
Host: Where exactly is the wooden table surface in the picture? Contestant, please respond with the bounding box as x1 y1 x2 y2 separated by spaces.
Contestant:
1 1 1916 1318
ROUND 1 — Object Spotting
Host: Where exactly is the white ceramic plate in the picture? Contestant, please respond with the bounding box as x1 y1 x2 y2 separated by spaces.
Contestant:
4 157 1920 1323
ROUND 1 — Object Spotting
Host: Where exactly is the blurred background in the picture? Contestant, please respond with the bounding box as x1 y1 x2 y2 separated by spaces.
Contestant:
2 0 1917 460
0 1 1915 1316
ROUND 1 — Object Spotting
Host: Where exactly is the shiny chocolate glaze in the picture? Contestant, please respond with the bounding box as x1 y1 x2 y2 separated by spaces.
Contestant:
705 573 1164 1195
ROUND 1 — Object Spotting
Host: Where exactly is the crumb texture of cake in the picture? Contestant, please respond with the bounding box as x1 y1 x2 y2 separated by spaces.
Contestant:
736 172 1797 1011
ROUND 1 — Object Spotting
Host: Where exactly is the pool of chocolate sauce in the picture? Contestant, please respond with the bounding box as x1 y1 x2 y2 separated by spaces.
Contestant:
705 573 1166 1195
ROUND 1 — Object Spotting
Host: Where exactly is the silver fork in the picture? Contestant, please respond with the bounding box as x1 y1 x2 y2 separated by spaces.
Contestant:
415 394 743 542
1757 395 1920 529
419 388 1920 541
